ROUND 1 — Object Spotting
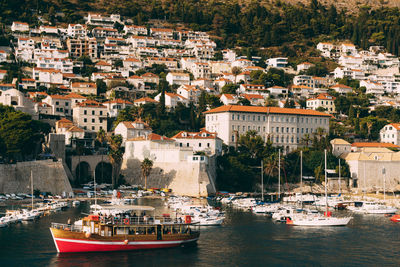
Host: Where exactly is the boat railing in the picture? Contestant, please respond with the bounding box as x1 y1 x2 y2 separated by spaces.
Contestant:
98 215 193 226
51 222 83 232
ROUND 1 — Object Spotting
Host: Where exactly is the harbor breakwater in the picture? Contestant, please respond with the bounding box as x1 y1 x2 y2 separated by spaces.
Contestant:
0 160 73 195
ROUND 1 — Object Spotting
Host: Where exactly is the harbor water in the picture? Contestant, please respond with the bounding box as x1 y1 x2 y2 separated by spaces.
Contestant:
1 198 400 266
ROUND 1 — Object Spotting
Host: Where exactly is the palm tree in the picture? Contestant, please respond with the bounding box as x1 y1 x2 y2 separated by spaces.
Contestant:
301 133 311 147
141 158 153 189
96 129 107 183
231 66 242 84
107 134 123 189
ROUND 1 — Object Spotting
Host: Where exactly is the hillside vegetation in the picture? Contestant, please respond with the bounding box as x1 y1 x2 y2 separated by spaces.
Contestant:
0 0 400 57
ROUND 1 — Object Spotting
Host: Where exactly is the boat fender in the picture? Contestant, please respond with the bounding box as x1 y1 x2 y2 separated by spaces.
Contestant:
85 232 91 238
124 239 129 245
124 218 130 225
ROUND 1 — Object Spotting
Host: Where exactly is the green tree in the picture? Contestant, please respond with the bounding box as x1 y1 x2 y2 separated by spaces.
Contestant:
221 84 238 94
231 67 242 84
141 158 153 189
96 79 107 95
107 134 123 189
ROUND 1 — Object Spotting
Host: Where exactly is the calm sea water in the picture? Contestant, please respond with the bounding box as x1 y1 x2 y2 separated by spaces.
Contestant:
1 198 400 267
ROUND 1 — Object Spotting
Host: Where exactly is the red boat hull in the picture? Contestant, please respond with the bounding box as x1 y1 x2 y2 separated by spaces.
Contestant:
50 229 199 253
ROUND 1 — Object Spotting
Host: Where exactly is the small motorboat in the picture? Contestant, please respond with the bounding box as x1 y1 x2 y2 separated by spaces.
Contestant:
390 214 400 222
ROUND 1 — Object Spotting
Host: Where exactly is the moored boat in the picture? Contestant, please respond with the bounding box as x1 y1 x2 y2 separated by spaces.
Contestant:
49 205 200 253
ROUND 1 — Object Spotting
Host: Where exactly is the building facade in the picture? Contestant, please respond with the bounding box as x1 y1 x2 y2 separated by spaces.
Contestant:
204 105 331 152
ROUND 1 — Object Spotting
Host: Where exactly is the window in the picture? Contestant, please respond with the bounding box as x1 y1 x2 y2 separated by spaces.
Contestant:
286 127 289 133
207 143 210 147
56 101 59 105
242 115 245 120
263 116 266 121
258 116 260 121
248 126 250 130
65 102 69 106
92 110 95 115
297 128 299 133
301 128 304 133
187 143 189 147
100 111 103 115
263 127 265 132
253 115 255 121
276 127 279 133
258 126 260 132
232 135 234 142
281 127 284 132
237 115 240 120
92 119 95 123
84 118 87 123
306 128 308 133
199 143 202 147
232 125 235 130
92 126 95 130
276 136 279 142
84 110 87 115
243 126 245 131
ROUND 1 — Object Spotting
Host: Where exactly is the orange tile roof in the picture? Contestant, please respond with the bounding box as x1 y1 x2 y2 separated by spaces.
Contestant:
76 100 105 108
127 133 173 142
352 142 399 148
103 99 133 105
221 94 235 100
172 129 218 139
307 93 336 101
134 97 158 103
203 105 331 117
66 93 87 99
142 73 159 78
388 123 400 130
67 125 84 133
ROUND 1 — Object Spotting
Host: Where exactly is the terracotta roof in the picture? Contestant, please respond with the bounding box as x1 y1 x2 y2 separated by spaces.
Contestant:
96 61 111 66
134 97 158 103
307 93 336 101
49 95 70 100
331 84 352 89
242 94 264 100
103 99 133 105
172 129 218 139
66 93 87 99
203 105 331 117
67 125 84 133
352 142 399 148
142 73 159 78
127 133 172 142
388 123 400 130
76 100 105 108
221 94 235 100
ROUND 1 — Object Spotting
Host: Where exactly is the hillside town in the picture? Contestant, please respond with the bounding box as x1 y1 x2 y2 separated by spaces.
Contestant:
1 12 400 197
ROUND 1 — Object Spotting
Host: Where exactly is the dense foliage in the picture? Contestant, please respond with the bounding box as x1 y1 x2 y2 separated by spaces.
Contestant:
0 104 50 161
2 1 400 56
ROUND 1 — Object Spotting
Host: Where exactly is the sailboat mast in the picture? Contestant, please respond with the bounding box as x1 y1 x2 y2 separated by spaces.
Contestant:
93 169 97 210
383 167 386 202
31 170 33 210
324 149 328 213
300 150 303 206
278 149 281 198
261 160 264 202
338 158 341 195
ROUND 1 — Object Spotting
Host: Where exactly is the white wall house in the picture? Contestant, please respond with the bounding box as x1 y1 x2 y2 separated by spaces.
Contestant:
380 123 400 145
204 105 331 152
114 120 153 145
154 92 188 108
166 72 190 86
306 93 336 114
172 129 223 155
11 21 29 32
72 100 107 133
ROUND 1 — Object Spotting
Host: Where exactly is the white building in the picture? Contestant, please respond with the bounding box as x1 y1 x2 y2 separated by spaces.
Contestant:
0 88 37 117
55 118 85 145
360 80 385 95
204 105 331 152
380 123 400 145
11 21 29 32
36 57 73 73
42 95 72 116
114 120 153 145
67 24 87 38
177 85 201 104
123 25 147 36
71 82 97 95
330 84 353 94
154 92 188 108
334 67 365 80
33 68 63 87
103 99 133 117
267 57 288 68
72 100 107 133
172 129 223 155
220 94 239 105
166 72 190 86
306 93 336 114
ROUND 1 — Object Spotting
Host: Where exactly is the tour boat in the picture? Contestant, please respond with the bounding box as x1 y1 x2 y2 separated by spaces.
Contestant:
390 214 400 222
49 205 200 253
347 201 397 214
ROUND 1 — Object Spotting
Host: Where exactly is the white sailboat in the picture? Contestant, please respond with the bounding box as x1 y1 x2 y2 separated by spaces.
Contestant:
289 149 352 226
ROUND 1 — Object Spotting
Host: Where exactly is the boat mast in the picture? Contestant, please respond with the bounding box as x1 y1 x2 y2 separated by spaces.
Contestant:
31 170 33 210
338 158 341 195
382 166 386 202
300 150 303 206
324 149 328 214
93 169 97 211
261 160 264 202
278 149 281 199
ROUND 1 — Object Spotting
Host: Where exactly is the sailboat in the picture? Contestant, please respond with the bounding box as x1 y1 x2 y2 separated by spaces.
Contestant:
289 149 352 226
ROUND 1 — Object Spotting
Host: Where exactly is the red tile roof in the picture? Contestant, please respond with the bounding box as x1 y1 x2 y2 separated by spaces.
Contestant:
203 105 331 117
351 142 399 148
